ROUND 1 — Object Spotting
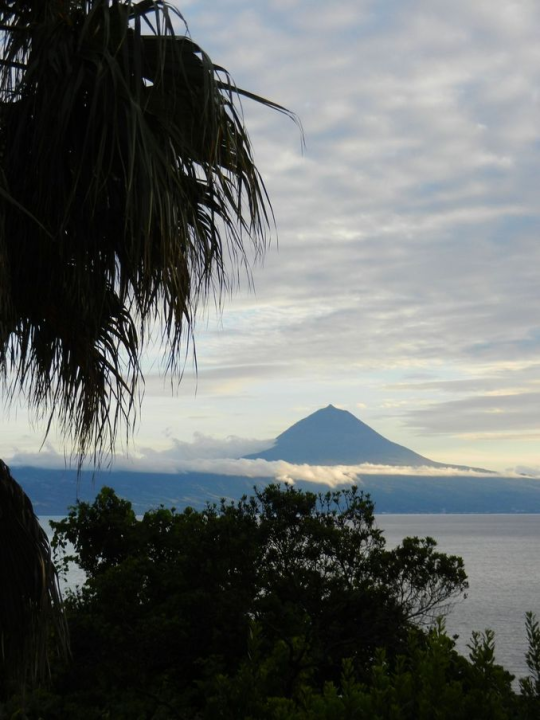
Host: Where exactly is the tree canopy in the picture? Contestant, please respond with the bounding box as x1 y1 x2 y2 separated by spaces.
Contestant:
4 483 540 718
32 483 471 716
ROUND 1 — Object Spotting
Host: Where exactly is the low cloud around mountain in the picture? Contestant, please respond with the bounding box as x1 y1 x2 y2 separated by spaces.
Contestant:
8 407 540 501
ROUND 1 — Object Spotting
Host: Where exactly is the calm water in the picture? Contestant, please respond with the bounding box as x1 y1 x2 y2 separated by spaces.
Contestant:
379 514 540 680
42 513 540 681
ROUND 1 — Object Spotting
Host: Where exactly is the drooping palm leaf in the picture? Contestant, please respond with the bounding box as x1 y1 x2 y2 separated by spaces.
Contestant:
0 461 68 695
0 0 294 462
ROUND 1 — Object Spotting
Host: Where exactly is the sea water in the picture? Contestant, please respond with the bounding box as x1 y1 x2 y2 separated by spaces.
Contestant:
42 513 540 681
379 514 540 680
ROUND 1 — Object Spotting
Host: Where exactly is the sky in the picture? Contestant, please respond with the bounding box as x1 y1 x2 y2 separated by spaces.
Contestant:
3 0 540 477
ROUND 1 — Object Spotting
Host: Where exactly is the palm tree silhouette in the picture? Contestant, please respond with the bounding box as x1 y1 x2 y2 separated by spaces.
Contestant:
0 0 294 691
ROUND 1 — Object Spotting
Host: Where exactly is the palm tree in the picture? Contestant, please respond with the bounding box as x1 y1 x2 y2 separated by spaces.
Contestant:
0 0 293 692
0 460 67 695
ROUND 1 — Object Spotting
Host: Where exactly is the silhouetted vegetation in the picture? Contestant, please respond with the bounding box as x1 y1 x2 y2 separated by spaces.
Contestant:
2 484 539 718
0 0 294 687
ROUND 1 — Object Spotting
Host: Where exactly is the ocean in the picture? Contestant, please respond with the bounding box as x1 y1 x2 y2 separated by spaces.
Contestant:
379 513 540 680
42 513 540 682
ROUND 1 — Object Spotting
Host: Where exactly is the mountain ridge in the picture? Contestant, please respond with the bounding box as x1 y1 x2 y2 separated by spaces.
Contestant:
244 404 490 472
16 404 524 516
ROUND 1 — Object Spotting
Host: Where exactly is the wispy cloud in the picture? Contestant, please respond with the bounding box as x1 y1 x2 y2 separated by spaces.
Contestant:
402 392 540 435
2 0 540 472
120 456 516 485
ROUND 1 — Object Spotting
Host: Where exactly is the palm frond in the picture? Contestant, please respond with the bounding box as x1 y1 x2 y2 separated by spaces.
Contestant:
0 0 297 463
0 461 68 695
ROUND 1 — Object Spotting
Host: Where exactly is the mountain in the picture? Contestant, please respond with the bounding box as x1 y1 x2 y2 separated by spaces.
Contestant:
19 404 536 517
244 404 468 468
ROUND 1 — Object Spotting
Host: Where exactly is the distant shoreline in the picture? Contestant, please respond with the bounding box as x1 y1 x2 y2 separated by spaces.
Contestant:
17 464 540 515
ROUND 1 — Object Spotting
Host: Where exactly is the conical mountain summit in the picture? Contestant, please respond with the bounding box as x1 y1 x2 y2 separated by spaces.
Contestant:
244 404 440 467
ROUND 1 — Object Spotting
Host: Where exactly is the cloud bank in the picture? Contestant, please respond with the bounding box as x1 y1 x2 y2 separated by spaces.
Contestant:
8 435 529 487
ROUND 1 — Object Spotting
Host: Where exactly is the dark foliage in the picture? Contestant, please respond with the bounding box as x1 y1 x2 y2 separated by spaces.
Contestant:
0 0 293 692
0 461 67 697
17 483 469 716
0 0 294 463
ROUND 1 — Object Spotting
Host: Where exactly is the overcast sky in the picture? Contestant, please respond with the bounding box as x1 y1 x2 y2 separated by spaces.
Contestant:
3 0 540 476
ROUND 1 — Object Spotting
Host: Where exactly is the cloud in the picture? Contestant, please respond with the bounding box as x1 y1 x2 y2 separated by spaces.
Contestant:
133 433 273 463
6 434 274 471
119 457 508 485
401 392 540 435
7 443 67 469
384 363 540 396
7 434 516 484
511 465 540 478
3 0 540 473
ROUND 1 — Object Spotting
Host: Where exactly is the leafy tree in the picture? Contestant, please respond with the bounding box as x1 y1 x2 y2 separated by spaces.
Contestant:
38 483 468 717
233 622 518 720
8 485 540 719
520 612 540 717
0 0 292 692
